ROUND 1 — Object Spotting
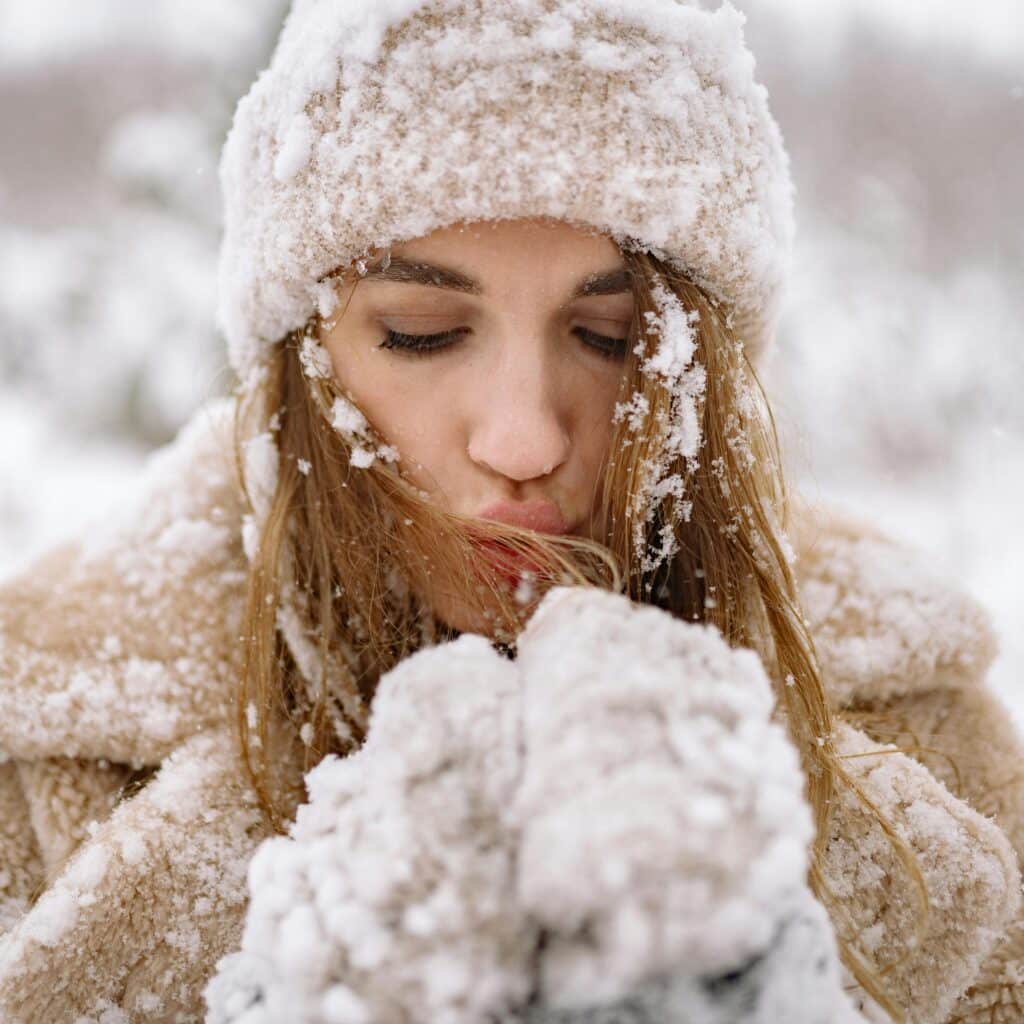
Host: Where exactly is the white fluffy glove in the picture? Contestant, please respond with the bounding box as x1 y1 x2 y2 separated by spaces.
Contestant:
206 635 536 1024
513 589 865 1024
206 587 865 1024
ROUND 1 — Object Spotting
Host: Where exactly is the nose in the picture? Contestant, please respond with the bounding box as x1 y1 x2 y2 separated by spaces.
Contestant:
466 344 572 483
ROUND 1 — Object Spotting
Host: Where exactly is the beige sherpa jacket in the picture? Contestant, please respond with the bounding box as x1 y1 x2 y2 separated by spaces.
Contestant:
0 398 1021 1024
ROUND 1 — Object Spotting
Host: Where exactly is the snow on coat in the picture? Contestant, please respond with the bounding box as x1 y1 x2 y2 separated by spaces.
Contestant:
0 398 1022 1023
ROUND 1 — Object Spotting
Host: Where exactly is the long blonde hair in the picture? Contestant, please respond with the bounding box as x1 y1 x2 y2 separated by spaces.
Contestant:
234 245 920 1019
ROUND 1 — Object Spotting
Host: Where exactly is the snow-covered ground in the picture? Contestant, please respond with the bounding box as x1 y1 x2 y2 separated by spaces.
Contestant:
1 0 1021 720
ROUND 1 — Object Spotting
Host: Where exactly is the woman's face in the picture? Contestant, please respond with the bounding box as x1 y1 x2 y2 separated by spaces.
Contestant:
319 217 634 629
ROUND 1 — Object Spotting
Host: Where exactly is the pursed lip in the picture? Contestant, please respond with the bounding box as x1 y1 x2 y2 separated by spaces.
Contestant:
468 500 572 589
473 499 570 535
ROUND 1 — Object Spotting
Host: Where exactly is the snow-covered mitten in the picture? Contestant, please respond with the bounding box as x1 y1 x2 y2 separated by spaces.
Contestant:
511 587 865 1024
205 634 536 1024
207 587 867 1024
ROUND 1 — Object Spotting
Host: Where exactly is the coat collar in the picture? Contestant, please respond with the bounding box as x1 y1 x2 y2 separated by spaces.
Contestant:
790 501 997 709
0 400 998 764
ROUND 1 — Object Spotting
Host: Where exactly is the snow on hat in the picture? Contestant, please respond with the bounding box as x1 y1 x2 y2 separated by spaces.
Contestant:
218 0 795 389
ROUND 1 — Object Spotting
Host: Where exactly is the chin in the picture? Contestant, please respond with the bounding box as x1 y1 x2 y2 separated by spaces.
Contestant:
429 585 539 640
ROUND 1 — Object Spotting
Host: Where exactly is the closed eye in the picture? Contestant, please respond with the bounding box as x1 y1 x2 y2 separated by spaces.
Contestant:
574 326 628 360
379 328 467 355
379 327 628 359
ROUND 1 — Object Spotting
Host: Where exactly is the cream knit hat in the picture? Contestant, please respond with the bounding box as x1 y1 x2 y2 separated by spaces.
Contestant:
218 0 795 388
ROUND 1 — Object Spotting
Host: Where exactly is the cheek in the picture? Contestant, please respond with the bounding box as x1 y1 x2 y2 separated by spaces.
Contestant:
574 367 624 462
578 409 616 501
566 373 621 538
328 345 466 493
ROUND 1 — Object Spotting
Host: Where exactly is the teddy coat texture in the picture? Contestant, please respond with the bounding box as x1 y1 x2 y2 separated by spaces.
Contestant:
0 397 1022 1024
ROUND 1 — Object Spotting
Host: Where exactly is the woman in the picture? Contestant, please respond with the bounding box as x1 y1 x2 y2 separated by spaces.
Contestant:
0 1 1021 1021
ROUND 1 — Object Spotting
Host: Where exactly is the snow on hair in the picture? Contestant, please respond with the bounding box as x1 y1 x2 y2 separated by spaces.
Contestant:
616 280 708 574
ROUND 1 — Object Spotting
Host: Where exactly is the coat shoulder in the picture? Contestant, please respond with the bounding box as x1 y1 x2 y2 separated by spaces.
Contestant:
827 721 1021 1023
0 728 293 1024
0 398 250 766
789 500 998 709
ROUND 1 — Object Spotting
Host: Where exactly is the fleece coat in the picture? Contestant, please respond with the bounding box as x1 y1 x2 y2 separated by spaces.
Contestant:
0 397 1022 1024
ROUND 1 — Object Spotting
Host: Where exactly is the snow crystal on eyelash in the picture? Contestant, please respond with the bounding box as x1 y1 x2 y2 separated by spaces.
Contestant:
330 396 400 469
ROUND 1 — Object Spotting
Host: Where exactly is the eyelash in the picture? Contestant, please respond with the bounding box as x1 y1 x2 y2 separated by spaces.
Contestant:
379 327 628 360
380 328 465 355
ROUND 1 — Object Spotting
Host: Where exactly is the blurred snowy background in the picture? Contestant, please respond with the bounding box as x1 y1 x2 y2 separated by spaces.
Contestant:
1 1 1021 715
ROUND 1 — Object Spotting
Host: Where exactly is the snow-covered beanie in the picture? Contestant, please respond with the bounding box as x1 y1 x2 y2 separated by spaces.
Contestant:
218 0 795 390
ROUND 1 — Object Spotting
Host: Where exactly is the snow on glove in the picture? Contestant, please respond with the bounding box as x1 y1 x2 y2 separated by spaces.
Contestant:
208 587 866 1024
511 587 866 1024
205 634 536 1024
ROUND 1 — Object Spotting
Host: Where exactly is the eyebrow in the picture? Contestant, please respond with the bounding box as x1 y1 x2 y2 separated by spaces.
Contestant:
355 258 633 299
572 267 633 299
358 258 481 293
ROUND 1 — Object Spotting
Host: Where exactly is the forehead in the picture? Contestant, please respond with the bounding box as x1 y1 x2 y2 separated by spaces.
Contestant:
393 216 619 256
358 217 631 299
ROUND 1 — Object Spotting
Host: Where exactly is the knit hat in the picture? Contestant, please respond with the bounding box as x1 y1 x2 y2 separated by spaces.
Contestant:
218 0 795 389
